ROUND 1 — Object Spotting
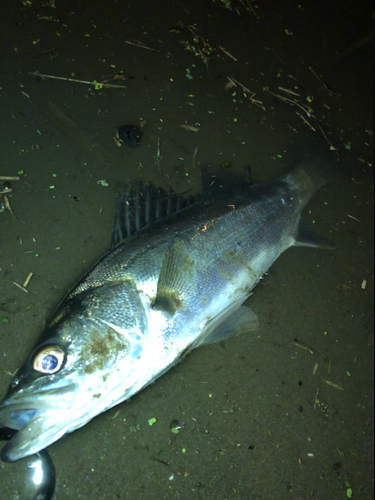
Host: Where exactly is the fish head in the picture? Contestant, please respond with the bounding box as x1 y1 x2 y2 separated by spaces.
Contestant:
0 296 145 462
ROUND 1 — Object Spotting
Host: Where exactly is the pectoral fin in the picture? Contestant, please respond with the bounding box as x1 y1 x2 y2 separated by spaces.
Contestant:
153 241 195 315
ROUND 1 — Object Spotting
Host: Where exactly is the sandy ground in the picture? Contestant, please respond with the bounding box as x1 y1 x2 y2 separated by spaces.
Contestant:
0 0 373 499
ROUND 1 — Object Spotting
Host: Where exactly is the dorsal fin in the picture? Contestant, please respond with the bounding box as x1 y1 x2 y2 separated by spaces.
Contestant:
111 164 254 249
111 182 202 248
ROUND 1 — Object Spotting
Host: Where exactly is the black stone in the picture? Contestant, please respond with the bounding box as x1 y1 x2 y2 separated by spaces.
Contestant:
118 125 142 147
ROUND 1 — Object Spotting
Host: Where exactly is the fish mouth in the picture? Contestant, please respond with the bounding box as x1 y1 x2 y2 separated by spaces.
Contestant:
0 383 77 462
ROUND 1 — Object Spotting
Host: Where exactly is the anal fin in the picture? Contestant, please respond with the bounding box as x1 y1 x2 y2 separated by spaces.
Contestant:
198 305 259 347
295 221 335 250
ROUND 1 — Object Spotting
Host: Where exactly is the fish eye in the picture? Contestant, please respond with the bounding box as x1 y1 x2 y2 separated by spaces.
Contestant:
33 346 65 374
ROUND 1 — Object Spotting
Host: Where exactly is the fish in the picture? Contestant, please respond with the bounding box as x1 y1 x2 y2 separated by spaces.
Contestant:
0 153 333 462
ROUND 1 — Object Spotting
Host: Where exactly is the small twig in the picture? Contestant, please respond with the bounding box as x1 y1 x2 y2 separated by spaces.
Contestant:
338 33 374 59
4 195 16 219
247 2 257 17
327 358 332 374
125 40 160 53
318 125 337 150
227 78 265 110
30 71 127 89
296 112 316 132
186 24 198 35
278 86 301 97
197 46 209 74
309 66 340 96
23 272 34 288
13 282 29 293
357 157 373 167
191 147 198 169
0 176 20 181
219 46 237 62
154 137 162 174
180 124 200 132
264 88 314 117
293 338 314 354
288 74 306 91
229 77 251 94
313 387 320 409
323 379 344 391
346 214 361 222
249 95 266 111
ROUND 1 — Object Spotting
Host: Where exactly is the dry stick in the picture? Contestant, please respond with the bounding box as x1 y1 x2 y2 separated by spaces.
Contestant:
323 380 344 391
318 124 337 150
338 33 374 59
0 176 20 181
296 112 316 132
249 96 266 111
293 339 314 354
180 124 200 132
264 88 314 117
186 24 198 35
29 72 127 89
198 47 209 77
278 86 301 97
219 46 238 61
23 272 34 288
228 77 265 110
125 40 160 52
229 76 251 93
13 282 29 293
4 195 16 218
246 3 257 16
346 214 361 222
191 147 199 170
314 387 320 409
309 66 340 96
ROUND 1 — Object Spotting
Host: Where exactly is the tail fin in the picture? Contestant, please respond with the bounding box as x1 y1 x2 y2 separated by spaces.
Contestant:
285 153 336 250
282 151 338 210
286 152 332 192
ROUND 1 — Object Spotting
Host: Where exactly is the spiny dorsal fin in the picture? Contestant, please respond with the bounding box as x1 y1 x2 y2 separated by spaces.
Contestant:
111 182 201 248
111 165 253 249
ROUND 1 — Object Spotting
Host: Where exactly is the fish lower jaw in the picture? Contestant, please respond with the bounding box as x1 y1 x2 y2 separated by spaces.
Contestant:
0 413 69 462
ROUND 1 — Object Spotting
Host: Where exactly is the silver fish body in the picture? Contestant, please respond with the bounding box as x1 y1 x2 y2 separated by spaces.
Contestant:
0 156 329 462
